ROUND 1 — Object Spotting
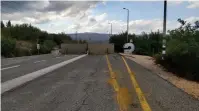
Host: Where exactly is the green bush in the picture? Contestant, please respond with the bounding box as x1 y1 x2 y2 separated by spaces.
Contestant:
1 37 16 57
40 40 56 54
109 31 162 56
1 21 76 57
163 38 199 81
156 19 199 82
154 53 162 64
1 22 73 44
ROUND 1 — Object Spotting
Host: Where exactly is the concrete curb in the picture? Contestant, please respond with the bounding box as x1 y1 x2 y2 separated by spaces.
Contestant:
1 54 87 94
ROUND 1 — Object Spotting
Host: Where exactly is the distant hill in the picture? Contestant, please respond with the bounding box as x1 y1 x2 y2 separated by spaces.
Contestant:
68 33 110 43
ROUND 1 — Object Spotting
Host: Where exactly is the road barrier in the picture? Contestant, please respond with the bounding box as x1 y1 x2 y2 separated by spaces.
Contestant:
60 43 114 55
88 43 114 55
60 44 87 54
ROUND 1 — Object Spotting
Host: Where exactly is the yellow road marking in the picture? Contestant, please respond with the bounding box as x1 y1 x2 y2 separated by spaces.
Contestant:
106 55 131 111
108 78 119 92
122 56 152 111
106 55 116 79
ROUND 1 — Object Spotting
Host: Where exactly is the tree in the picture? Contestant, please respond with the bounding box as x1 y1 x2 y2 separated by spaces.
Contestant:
1 37 16 57
109 31 162 55
40 40 56 54
177 18 186 26
194 21 199 29
1 21 5 28
156 19 199 82
1 22 74 56
6 20 11 27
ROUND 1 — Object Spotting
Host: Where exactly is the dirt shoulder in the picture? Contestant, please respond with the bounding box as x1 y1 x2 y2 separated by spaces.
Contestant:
121 53 199 100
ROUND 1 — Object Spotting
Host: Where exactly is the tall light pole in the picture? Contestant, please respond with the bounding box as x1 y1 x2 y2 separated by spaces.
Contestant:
76 31 79 44
108 22 112 36
162 0 167 60
123 8 129 43
107 31 110 37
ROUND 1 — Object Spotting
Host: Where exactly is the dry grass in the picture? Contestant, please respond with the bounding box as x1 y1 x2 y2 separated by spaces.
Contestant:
16 40 33 49
121 53 199 100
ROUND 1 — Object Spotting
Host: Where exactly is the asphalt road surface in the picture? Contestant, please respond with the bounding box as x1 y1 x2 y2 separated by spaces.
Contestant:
1 54 79 82
1 54 199 111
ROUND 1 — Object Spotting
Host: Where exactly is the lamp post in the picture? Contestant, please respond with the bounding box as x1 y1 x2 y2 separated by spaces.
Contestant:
108 22 112 36
123 8 129 43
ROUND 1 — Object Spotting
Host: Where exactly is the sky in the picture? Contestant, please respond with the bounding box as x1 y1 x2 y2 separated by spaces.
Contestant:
1 1 199 34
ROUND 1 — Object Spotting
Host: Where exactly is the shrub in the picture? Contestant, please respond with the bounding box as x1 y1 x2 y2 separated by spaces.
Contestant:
40 40 56 54
14 47 30 57
154 53 162 64
163 38 199 81
156 19 199 82
1 37 16 57
109 31 162 56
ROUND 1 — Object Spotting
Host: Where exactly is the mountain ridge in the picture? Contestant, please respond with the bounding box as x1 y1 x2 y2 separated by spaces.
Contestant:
68 32 110 43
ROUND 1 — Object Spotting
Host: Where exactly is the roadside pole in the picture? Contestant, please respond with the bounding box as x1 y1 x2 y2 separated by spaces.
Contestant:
162 0 167 60
37 43 40 55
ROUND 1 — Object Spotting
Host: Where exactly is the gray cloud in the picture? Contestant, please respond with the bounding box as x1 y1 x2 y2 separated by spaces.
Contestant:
2 1 98 13
2 1 30 13
1 1 99 24
89 18 97 23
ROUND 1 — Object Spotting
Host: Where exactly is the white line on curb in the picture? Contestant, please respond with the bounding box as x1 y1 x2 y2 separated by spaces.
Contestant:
34 60 46 63
1 65 20 71
1 54 87 94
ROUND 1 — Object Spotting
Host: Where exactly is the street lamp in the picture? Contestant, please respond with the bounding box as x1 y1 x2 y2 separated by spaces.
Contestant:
107 31 110 37
123 8 129 43
108 22 112 36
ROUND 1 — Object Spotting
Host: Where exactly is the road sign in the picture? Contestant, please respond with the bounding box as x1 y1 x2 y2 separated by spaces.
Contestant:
163 39 166 44
123 43 135 54
162 45 166 48
162 50 166 54
37 44 40 50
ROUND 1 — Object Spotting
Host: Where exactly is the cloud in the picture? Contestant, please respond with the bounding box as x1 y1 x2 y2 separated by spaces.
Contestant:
6 13 198 34
168 1 199 9
1 1 99 24
168 1 183 5
184 16 199 23
187 1 199 8
61 16 197 34
2 1 198 34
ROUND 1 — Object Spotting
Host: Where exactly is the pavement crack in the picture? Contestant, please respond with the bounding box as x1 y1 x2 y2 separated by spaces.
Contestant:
113 55 119 60
83 83 91 92
89 56 103 77
73 95 89 111
82 96 89 105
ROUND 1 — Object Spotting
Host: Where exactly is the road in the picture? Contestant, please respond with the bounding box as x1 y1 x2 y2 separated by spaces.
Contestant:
1 54 79 82
1 54 199 111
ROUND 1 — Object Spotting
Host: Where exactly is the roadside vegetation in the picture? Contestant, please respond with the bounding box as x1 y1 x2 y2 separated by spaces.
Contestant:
110 19 199 82
1 21 86 57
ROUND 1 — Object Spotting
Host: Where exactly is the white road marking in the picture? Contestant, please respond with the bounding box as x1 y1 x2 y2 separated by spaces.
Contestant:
34 60 46 63
1 54 87 94
55 57 61 59
1 65 20 71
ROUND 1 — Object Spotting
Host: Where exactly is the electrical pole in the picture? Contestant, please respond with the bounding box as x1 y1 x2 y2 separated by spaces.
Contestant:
123 8 129 43
108 22 112 36
162 0 167 60
76 31 78 43
37 39 40 55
